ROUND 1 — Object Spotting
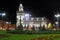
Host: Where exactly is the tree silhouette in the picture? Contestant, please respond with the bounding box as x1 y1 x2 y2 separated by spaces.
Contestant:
17 23 23 31
32 25 35 31
42 25 46 30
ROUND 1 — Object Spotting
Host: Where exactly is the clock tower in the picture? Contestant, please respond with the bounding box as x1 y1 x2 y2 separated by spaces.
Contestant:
16 3 24 27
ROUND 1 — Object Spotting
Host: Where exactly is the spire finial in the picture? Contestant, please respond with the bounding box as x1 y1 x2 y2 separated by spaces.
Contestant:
19 3 23 12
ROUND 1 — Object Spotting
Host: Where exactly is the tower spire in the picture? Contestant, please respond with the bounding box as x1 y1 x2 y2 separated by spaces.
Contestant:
19 3 24 12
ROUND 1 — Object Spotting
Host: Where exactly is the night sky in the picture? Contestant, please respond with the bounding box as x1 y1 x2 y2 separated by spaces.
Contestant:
0 0 60 23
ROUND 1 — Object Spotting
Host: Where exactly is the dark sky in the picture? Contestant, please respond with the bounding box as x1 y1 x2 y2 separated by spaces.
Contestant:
0 0 60 23
0 0 18 24
20 0 60 22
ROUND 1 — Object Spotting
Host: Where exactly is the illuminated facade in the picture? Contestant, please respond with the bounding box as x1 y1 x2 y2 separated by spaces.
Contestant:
23 17 47 27
0 20 16 30
16 3 48 30
16 4 24 27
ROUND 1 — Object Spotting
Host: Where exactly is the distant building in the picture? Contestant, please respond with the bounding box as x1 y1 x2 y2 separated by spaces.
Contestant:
16 3 50 30
0 20 16 30
0 3 52 30
16 3 24 27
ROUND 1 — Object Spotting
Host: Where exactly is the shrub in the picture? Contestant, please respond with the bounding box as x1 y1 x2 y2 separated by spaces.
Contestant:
7 30 60 34
31 25 35 31
17 23 23 31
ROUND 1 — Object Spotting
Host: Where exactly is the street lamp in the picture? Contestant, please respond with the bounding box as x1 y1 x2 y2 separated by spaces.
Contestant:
0 13 6 30
55 14 60 30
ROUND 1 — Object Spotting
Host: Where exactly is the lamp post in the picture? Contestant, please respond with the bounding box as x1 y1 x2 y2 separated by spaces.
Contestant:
0 13 6 30
55 14 60 30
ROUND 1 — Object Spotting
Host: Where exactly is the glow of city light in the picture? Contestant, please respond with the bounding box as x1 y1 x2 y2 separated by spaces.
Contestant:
19 4 23 11
6 22 9 24
20 4 23 7
6 22 11 24
55 22 59 24
25 14 30 17
55 14 60 18
17 16 20 20
24 14 31 21
2 13 6 16
37 18 39 21
0 13 6 16
0 13 1 15
42 18 44 20
31 18 34 20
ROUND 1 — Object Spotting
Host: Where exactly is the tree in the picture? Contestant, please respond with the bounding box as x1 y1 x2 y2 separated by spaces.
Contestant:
42 25 46 30
32 25 35 31
39 27 41 31
17 23 23 31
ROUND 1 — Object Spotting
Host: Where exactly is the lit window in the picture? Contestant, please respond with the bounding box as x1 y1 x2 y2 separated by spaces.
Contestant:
37 18 39 21
19 8 23 11
17 16 20 19
36 24 40 27
55 22 58 24
31 18 34 20
42 18 44 20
